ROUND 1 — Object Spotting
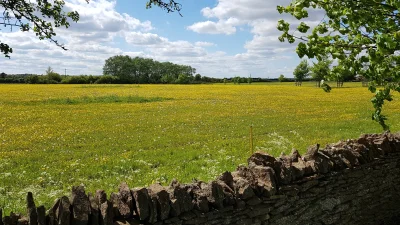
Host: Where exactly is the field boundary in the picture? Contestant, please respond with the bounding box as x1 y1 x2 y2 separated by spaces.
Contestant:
2 132 400 225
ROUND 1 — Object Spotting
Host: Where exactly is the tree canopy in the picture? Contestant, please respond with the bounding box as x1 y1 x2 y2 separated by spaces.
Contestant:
277 0 400 130
293 59 310 82
103 55 197 84
310 55 332 86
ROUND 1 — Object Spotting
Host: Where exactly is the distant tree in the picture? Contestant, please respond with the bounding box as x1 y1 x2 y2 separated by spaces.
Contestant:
223 78 227 84
232 76 241 85
0 72 6 78
293 59 310 86
175 74 192 84
247 74 252 84
278 74 286 82
103 55 134 83
45 67 62 83
194 74 202 82
26 75 39 84
310 55 332 87
328 66 356 88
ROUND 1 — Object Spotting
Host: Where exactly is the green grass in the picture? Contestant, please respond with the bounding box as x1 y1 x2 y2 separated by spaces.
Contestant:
0 82 399 214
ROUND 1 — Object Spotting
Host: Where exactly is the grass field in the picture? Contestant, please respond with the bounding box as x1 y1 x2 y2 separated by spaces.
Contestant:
1 82 399 213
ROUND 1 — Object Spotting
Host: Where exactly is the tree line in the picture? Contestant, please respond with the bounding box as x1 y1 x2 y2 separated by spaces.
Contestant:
292 57 356 87
103 55 202 84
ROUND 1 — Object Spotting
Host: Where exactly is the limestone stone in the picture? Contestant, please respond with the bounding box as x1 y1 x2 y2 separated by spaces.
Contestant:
131 188 150 221
88 193 99 225
70 186 90 225
56 196 71 225
148 184 170 220
26 192 37 225
251 166 277 197
234 177 255 200
36 206 45 225
118 183 133 218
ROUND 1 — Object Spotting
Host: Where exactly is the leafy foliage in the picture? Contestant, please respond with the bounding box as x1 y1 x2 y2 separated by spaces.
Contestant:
293 59 310 82
146 0 182 16
310 55 332 86
278 74 287 82
0 0 81 57
103 56 196 84
277 0 400 130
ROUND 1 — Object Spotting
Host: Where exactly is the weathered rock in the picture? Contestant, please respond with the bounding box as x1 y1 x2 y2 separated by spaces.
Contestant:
374 134 392 154
167 181 193 216
96 190 107 205
148 195 158 224
56 196 70 225
206 181 225 209
113 219 141 225
88 192 100 225
110 193 122 218
291 158 306 180
48 198 60 225
251 166 277 197
131 188 150 221
71 186 90 225
314 152 332 174
0 208 3 225
96 191 113 225
248 152 277 168
290 149 301 162
193 194 209 213
36 206 45 225
88 193 99 225
233 177 255 200
5 213 21 225
26 192 37 225
218 171 234 190
118 183 134 218
304 144 320 161
3 216 12 225
216 181 235 206
274 160 292 185
17 218 28 225
148 184 170 220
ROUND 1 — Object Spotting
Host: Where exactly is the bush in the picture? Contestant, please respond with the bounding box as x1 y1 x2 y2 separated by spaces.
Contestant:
95 75 120 84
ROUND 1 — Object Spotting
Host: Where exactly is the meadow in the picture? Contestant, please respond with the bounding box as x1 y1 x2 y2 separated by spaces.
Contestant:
0 82 399 213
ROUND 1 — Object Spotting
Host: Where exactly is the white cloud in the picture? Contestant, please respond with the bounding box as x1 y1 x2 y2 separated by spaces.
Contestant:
184 0 326 77
125 32 167 46
1 0 325 78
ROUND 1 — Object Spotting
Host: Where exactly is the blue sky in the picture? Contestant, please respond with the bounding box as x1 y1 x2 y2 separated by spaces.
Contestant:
0 0 325 78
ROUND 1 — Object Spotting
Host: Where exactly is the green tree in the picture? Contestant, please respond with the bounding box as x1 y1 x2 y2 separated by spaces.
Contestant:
278 74 286 82
1 0 81 57
194 74 202 82
45 66 62 83
175 74 192 84
277 0 400 130
310 56 332 87
103 55 134 83
293 59 310 86
247 74 252 84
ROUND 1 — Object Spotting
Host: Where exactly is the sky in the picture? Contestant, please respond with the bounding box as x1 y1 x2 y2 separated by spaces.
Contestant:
0 0 325 78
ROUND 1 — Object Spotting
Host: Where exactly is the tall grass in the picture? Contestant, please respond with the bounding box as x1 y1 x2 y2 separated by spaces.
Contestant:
0 82 399 213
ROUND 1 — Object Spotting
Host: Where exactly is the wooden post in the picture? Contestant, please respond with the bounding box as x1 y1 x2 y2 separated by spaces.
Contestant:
250 126 254 155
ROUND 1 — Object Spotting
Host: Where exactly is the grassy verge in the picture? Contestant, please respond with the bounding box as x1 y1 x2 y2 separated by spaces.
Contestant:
0 82 399 213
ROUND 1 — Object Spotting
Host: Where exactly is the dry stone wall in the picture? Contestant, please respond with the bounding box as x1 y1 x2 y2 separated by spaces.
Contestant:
2 133 400 225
